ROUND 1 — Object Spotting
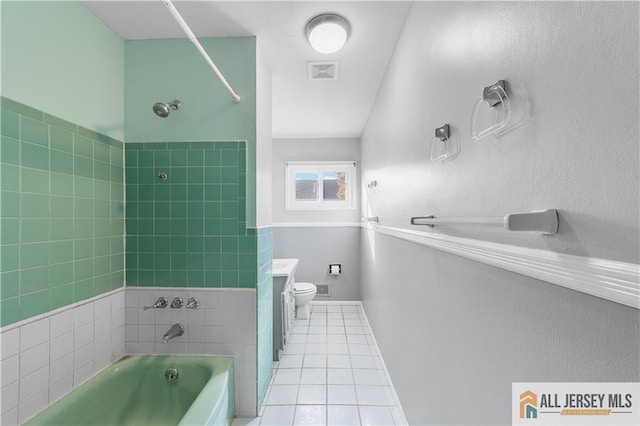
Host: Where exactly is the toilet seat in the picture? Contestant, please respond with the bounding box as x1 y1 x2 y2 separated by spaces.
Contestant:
294 282 316 294
293 282 316 320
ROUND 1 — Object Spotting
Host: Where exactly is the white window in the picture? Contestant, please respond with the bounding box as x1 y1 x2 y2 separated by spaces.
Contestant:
285 161 356 211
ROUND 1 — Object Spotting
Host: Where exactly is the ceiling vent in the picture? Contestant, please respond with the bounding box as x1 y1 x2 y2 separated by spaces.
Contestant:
308 62 339 80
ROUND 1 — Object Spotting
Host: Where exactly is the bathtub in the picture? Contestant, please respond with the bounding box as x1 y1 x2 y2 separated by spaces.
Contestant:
26 355 235 426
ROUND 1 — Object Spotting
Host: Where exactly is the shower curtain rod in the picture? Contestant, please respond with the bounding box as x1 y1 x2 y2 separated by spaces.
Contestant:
163 0 241 103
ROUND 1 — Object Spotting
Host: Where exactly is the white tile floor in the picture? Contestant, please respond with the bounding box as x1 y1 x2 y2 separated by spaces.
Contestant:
234 303 406 426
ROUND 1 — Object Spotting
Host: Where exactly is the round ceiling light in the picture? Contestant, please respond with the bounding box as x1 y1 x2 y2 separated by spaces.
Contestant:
305 14 351 54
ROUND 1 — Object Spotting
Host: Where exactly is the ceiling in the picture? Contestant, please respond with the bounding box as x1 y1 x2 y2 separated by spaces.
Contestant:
81 1 411 139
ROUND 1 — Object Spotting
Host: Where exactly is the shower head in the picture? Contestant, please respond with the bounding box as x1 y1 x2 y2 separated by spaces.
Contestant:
152 100 181 118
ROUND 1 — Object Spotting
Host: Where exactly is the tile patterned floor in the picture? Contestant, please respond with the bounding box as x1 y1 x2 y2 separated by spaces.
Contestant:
234 303 406 426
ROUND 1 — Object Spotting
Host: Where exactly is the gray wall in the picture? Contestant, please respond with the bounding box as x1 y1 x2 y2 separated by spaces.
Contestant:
360 2 640 424
272 138 361 224
361 1 639 263
272 138 362 301
361 230 639 425
274 227 361 301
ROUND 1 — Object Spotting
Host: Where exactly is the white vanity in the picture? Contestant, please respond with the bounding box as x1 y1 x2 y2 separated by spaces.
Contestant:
272 258 298 360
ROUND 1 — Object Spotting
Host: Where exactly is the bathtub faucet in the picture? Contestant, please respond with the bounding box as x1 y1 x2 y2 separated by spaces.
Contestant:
161 323 184 344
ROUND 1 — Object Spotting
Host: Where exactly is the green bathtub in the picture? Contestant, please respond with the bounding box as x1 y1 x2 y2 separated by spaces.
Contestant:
26 355 235 426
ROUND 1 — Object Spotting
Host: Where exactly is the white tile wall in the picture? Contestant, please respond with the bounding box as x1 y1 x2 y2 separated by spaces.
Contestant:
124 287 258 417
0 287 259 422
0 289 126 425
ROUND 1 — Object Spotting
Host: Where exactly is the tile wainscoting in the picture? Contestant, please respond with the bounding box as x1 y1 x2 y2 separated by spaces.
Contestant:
1 286 262 423
0 289 126 425
124 287 258 417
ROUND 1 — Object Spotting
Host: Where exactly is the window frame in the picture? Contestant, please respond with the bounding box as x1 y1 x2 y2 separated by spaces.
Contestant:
285 161 357 211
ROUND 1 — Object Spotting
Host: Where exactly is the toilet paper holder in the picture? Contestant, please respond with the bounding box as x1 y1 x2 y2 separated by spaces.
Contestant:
329 264 342 275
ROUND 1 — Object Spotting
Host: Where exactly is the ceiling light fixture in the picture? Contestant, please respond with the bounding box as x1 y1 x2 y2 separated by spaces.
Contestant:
305 14 351 54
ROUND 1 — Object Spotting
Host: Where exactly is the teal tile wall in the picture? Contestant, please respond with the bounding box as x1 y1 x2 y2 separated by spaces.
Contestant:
256 226 273 408
0 97 125 327
124 142 258 288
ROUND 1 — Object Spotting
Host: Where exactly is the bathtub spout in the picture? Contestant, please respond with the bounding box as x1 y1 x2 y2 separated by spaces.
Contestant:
161 323 184 343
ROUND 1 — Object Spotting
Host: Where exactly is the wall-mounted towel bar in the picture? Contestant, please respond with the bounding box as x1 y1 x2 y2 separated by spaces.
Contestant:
410 209 558 235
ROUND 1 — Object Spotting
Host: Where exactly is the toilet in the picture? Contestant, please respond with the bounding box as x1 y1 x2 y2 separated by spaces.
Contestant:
293 282 317 319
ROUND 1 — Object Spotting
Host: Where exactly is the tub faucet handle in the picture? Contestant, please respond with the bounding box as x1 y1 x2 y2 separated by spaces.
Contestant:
170 297 184 309
186 297 199 310
143 297 168 310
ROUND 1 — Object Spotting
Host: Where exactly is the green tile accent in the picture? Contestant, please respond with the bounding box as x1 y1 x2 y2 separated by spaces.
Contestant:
22 142 49 170
50 240 73 264
1 297 20 325
20 243 50 268
110 145 124 166
221 270 238 287
138 150 154 167
74 176 93 198
1 218 19 244
44 114 77 133
143 142 167 150
222 167 238 183
2 191 20 217
215 141 238 149
204 150 220 166
20 265 50 293
95 140 111 163
22 168 49 194
94 238 111 256
1 271 20 299
1 164 19 191
0 100 124 326
20 290 50 320
74 198 94 218
190 142 215 150
21 116 49 146
50 283 73 309
50 127 74 153
124 141 255 289
51 150 74 174
1 136 20 165
188 150 204 166
107 138 124 150
50 219 73 241
155 150 170 166
171 150 187 166
74 278 95 300
22 194 50 217
51 172 74 196
78 126 104 142
21 219 50 243
2 97 43 121
169 167 186 183
126 143 144 150
1 110 20 138
74 155 93 178
95 161 111 181
1 245 19 273
74 135 94 158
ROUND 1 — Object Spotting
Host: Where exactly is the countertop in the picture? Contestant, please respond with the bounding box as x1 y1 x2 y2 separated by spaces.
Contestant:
272 258 299 278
